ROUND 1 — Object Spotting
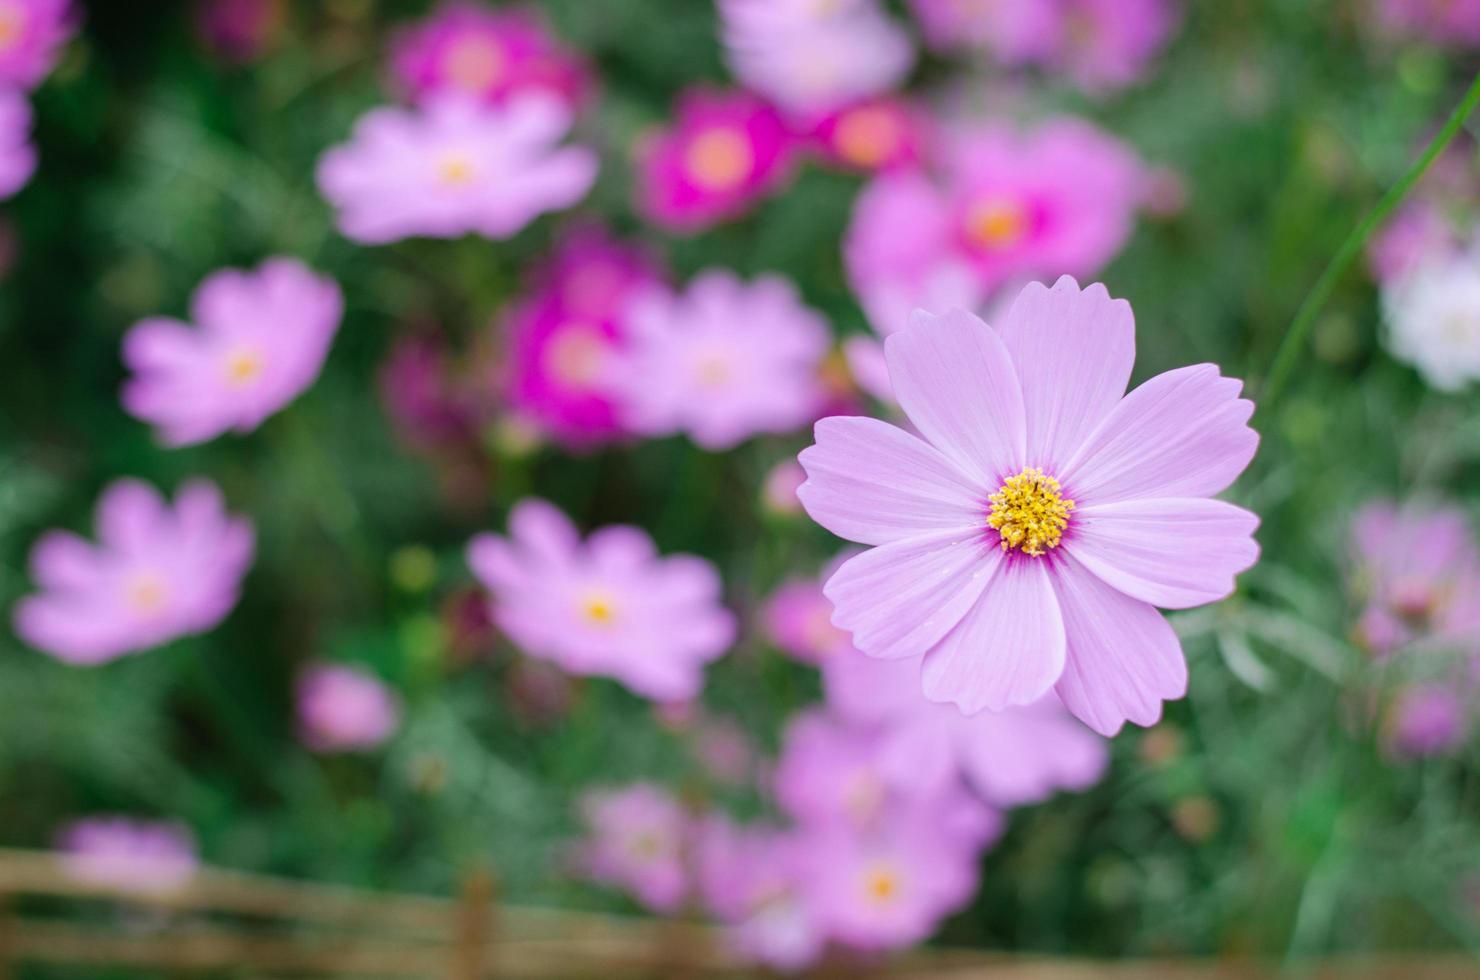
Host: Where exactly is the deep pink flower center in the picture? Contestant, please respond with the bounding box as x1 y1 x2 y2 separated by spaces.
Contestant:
0 4 27 51
833 106 902 169
685 127 755 193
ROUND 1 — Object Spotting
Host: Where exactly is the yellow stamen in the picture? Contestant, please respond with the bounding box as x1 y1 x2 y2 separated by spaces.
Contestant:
443 36 506 92
833 105 901 169
627 830 664 861
125 573 169 614
580 591 617 627
693 353 732 387
987 467 1074 556
544 322 609 388
222 347 264 386
684 127 753 192
964 196 1029 251
862 863 900 904
436 152 477 187
0 5 26 51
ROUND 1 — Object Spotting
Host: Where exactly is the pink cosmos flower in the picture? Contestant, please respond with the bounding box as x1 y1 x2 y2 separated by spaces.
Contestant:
316 94 597 245
503 227 662 449
57 818 198 895
718 0 915 117
296 663 401 753
1372 0 1480 46
466 498 735 701
807 97 926 174
1368 200 1459 285
0 87 34 199
823 647 1107 807
635 88 796 233
1385 682 1468 758
908 0 1060 61
389 3 588 111
695 818 826 971
762 576 851 664
845 119 1145 335
379 331 486 455
122 258 343 446
0 0 75 89
14 479 254 665
761 460 807 515
196 0 285 64
1349 502 1480 656
796 277 1260 735
608 271 830 449
574 783 690 913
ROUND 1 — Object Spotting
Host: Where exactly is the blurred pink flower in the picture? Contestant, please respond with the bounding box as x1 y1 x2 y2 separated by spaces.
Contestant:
122 258 342 446
909 0 1060 61
635 88 796 233
574 783 690 913
0 87 34 198
467 498 735 701
823 648 1108 807
317 94 596 244
14 479 254 665
719 0 914 117
196 0 285 64
58 818 198 895
1372 0 1480 46
609 271 829 449
692 714 755 786
1368 200 1458 285
379 331 485 455
761 460 807 515
297 663 401 753
503 228 662 449
762 576 850 663
845 120 1146 334
1385 682 1468 758
808 97 926 173
0 0 75 89
797 278 1260 735
1350 502 1480 656
696 818 826 971
390 3 588 110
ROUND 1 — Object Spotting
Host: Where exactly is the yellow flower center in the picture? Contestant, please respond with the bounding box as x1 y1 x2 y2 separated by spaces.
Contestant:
223 347 265 386
684 127 754 192
627 829 664 861
0 5 27 51
544 322 609 388
443 35 506 93
693 352 733 388
987 467 1074 557
862 863 901 904
436 152 477 187
833 105 901 169
125 572 169 614
579 591 617 627
964 196 1029 251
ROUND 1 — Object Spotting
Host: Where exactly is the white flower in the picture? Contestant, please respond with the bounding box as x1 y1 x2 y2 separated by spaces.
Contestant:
1382 251 1480 391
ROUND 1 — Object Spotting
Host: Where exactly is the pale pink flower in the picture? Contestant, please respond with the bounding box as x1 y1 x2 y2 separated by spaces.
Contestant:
761 460 807 515
122 258 342 446
57 818 198 895
1369 201 1457 285
1385 682 1468 758
574 784 690 913
808 96 926 174
797 277 1260 735
0 87 34 199
14 479 254 665
1373 0 1480 46
609 271 829 449
635 88 797 233
389 3 588 110
762 576 851 664
695 818 826 972
316 94 596 245
1350 502 1480 656
196 0 285 63
297 663 401 753
0 0 75 89
908 0 1060 62
719 0 915 117
466 499 735 701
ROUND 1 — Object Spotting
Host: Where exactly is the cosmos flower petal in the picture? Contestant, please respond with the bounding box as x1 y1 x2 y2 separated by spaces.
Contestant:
952 698 1108 807
28 531 104 591
797 415 988 546
823 530 999 660
1070 497 1260 609
95 480 167 555
507 497 580 562
885 308 1027 485
920 555 1065 713
1051 556 1186 736
1060 363 1257 504
997 275 1134 471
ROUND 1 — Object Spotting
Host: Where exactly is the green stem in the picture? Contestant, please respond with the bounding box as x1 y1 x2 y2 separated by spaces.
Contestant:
1259 70 1480 411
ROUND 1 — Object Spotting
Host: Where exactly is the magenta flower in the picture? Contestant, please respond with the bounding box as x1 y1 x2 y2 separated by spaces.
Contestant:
808 97 926 174
467 498 735 701
846 120 1145 335
635 88 796 233
1349 502 1480 656
296 663 401 753
1373 0 1480 46
718 0 914 117
503 228 662 449
57 818 198 895
389 3 588 111
823 648 1107 807
0 0 75 89
609 271 829 449
14 479 254 665
573 783 690 913
122 258 342 446
1385 682 1468 758
195 0 285 64
0 87 34 199
796 277 1260 735
316 94 597 245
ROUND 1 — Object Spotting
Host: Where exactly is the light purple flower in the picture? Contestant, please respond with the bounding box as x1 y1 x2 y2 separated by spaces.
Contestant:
574 783 690 913
316 94 596 245
1373 0 1480 46
13 479 255 665
609 271 830 449
0 0 75 89
718 0 915 117
297 663 401 753
57 817 198 895
695 817 826 971
796 277 1260 735
1350 502 1480 656
1368 200 1457 285
0 86 34 198
122 258 343 446
1385 682 1468 758
761 460 807 515
467 498 735 701
762 576 851 664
